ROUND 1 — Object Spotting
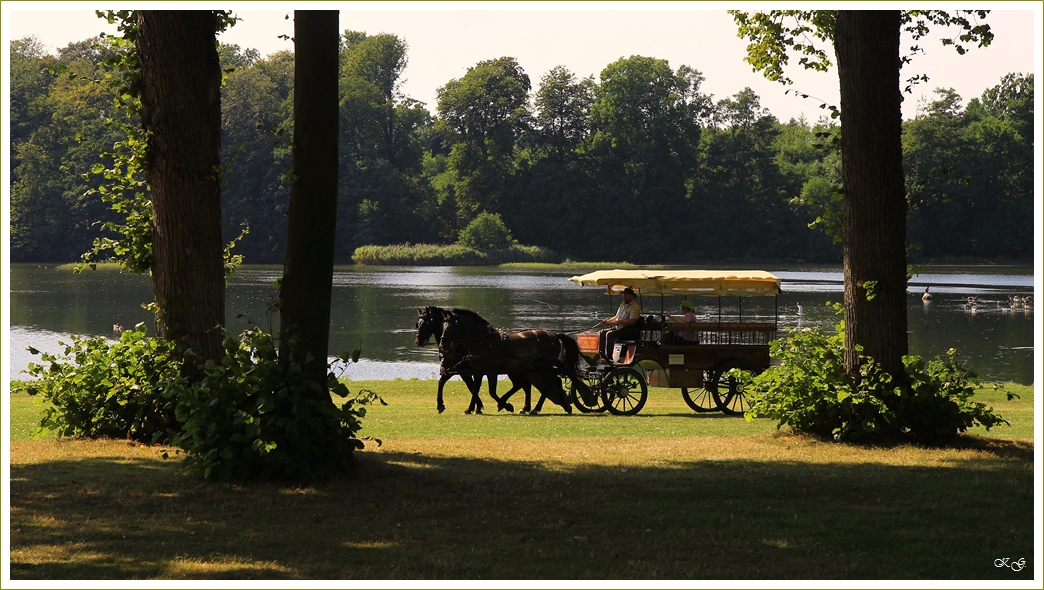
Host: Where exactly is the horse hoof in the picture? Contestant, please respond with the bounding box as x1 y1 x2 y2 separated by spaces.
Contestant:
437 405 445 414
464 410 473 415
499 403 514 413
475 408 483 415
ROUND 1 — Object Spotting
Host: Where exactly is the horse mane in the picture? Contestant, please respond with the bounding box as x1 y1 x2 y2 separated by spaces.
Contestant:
450 308 494 329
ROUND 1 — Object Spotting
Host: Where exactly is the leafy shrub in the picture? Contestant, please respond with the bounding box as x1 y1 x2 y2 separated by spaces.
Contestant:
23 320 382 480
748 310 1012 444
22 324 181 441
457 212 515 250
166 327 383 480
891 350 1011 444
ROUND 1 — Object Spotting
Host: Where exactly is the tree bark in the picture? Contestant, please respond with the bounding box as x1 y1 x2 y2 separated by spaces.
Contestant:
278 10 340 383
834 10 909 379
137 11 225 364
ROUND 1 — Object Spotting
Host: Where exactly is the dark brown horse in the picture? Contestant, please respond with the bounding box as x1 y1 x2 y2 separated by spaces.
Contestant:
442 308 595 410
415 307 569 414
439 309 569 414
416 307 565 414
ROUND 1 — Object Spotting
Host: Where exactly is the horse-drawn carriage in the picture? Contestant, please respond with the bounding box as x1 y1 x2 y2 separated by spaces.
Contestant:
567 269 781 416
415 269 781 417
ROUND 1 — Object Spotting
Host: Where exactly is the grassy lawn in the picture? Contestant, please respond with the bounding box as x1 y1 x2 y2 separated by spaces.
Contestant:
7 380 1036 580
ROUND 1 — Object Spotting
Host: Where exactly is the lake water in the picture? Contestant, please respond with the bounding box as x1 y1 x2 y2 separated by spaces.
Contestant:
6 264 1037 384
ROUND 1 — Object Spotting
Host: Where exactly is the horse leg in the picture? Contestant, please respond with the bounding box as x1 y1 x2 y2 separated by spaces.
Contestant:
472 374 486 414
481 375 503 415
496 376 522 413
436 375 449 414
530 368 571 415
521 383 533 414
462 374 481 414
532 392 547 414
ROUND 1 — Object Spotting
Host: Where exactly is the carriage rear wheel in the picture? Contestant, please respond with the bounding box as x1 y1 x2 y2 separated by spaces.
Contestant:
681 376 719 413
601 367 648 416
708 360 761 416
568 374 608 413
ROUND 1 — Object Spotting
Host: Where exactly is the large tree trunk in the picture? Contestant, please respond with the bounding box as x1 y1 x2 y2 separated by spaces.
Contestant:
278 11 340 383
137 11 225 364
834 11 909 379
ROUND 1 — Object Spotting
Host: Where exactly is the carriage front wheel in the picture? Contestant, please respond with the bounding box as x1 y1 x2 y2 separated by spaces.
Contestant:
601 367 648 416
708 360 761 416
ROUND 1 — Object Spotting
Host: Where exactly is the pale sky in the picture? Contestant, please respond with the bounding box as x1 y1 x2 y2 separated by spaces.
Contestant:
4 2 1039 123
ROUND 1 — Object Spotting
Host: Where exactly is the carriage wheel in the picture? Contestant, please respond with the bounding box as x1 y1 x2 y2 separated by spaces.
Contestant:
681 377 719 413
568 373 607 413
708 360 761 416
601 367 648 416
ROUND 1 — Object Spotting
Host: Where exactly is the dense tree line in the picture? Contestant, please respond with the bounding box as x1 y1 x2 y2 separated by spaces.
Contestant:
9 32 1034 265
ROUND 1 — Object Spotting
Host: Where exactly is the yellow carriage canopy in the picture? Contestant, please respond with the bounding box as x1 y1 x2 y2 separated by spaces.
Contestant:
569 269 781 297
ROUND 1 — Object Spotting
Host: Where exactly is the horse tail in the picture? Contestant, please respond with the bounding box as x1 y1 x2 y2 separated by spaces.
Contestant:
556 333 594 403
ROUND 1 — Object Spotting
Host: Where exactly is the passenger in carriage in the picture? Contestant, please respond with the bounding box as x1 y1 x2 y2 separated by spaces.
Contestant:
599 287 642 361
664 299 699 344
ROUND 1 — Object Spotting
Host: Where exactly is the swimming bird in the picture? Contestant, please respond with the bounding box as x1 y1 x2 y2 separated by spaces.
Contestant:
113 323 123 334
922 286 933 301
796 303 804 317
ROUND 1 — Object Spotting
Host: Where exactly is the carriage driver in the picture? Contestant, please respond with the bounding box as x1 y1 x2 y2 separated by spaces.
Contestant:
599 287 642 361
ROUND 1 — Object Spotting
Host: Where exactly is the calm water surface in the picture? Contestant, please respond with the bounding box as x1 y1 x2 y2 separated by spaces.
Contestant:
7 264 1037 384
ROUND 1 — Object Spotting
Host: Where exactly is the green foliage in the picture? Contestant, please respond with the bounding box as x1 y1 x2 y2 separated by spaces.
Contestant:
730 10 837 85
69 13 251 276
76 116 154 274
21 324 182 441
457 212 516 250
748 309 1011 444
20 319 382 480
731 10 993 89
352 242 559 266
534 66 595 157
8 22 1031 267
893 350 1012 444
167 327 382 480
904 76 1034 261
437 57 531 221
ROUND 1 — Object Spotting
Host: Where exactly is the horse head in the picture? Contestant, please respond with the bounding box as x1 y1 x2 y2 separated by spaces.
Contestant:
437 312 468 362
415 306 444 346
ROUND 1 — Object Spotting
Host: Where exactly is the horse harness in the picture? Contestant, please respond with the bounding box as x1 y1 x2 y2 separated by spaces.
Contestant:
467 328 564 364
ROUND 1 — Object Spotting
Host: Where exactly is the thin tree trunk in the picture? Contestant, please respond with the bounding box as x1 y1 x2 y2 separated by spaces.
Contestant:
835 10 909 379
278 10 340 384
137 11 225 364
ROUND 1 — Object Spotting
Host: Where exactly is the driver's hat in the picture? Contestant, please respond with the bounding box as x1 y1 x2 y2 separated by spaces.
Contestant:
680 300 694 310
623 287 636 297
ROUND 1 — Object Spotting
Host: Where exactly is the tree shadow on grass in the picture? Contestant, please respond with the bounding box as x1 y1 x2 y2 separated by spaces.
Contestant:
9 438 1035 580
